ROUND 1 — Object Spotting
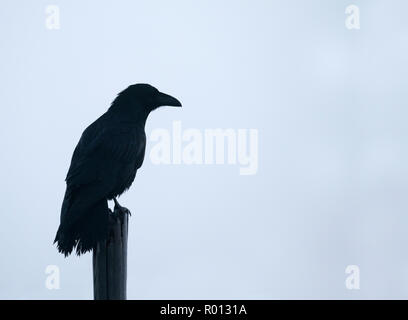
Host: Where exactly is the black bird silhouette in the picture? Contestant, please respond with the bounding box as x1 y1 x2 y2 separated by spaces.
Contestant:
54 84 181 256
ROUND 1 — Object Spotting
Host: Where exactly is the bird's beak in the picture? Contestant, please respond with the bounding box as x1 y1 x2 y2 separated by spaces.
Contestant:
156 92 182 107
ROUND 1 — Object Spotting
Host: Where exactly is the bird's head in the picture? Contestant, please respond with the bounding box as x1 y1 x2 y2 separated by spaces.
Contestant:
111 84 182 116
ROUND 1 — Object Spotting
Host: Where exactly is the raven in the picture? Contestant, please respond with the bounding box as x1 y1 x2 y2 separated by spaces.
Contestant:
54 84 181 256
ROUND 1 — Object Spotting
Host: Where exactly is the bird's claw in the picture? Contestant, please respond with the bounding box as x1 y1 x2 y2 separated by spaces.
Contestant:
113 198 132 216
117 206 131 216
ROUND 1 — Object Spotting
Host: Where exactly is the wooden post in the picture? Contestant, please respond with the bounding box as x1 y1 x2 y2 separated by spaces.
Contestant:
93 206 129 300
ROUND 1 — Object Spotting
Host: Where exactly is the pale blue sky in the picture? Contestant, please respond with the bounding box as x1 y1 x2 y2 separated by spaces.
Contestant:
1 0 408 299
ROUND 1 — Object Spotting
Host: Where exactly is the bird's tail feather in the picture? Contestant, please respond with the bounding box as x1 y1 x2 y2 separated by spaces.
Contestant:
54 201 109 257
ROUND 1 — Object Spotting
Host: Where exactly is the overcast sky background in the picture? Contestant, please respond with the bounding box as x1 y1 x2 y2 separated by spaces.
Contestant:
1 0 408 299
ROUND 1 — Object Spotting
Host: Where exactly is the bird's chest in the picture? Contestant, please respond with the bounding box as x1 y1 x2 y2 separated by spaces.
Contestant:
110 127 145 174
109 127 145 163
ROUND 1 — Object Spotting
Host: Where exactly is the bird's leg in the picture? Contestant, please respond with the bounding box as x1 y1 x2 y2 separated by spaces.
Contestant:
113 197 131 216
113 197 121 208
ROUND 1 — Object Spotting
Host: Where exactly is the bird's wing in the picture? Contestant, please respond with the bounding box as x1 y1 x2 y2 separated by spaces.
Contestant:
61 118 145 225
